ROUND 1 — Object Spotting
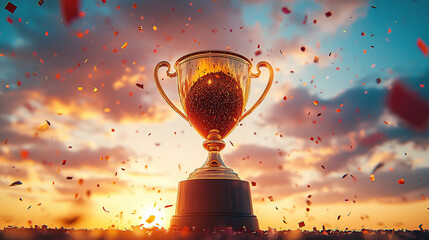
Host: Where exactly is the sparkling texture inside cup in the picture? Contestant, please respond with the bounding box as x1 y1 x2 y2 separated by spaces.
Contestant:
184 71 243 139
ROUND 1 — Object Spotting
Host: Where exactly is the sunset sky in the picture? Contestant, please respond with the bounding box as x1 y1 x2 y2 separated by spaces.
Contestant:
1 0 429 231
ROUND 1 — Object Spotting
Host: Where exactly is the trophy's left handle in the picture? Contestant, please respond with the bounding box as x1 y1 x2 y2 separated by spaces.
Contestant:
239 61 274 122
154 61 189 121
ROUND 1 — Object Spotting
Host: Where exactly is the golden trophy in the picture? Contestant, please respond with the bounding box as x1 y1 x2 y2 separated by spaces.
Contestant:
154 50 273 230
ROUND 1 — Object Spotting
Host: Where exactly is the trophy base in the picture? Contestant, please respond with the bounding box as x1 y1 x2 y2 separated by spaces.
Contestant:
170 179 259 231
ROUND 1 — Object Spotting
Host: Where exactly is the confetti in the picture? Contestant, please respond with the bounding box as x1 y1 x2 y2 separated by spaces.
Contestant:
102 206 110 213
9 181 22 186
136 83 144 89
268 196 274 201
62 160 67 165
325 11 332 17
61 0 80 25
387 81 429 129
21 149 29 158
146 215 155 223
229 140 234 147
153 26 157 31
164 204 173 208
283 96 287 101
370 174 375 182
321 165 325 169
251 181 256 186
398 178 405 184
38 0 44 6
417 38 428 57
66 176 73 180
342 174 348 178
255 50 262 56
5 2 17 13
281 7 291 14
298 221 305 228
337 215 341 220
313 56 319 63
121 41 128 49
313 100 319 106
376 78 382 84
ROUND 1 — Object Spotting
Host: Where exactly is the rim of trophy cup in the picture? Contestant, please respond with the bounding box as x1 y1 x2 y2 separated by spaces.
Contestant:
174 50 252 69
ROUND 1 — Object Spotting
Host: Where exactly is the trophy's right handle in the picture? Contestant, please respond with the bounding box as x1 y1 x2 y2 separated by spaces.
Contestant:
238 61 274 122
154 61 188 121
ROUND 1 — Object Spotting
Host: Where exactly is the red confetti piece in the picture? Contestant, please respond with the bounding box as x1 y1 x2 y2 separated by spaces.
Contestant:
5 2 17 13
66 176 73 180
62 160 66 165
387 81 429 129
300 46 306 52
283 96 287 101
102 206 110 213
45 31 49 36
146 215 155 223
398 178 405 184
420 84 425 88
164 204 173 208
337 215 341 220
21 149 29 158
387 28 391 34
384 121 389 125
268 196 274 201
61 0 80 25
417 38 428 57
281 7 291 14
298 221 305 228
9 181 22 186
376 78 381 84
255 50 262 56
325 11 332 17
7 17 13 23
321 165 325 169
336 109 341 112
251 181 256 186
313 100 319 106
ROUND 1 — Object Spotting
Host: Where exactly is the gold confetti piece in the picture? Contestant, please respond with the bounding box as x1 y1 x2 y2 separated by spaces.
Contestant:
93 88 98 92
78 87 83 91
370 174 375 182
313 100 319 106
104 108 111 113
153 26 157 31
121 41 128 49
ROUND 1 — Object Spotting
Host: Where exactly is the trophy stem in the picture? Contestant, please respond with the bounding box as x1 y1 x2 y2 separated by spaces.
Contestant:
188 130 240 180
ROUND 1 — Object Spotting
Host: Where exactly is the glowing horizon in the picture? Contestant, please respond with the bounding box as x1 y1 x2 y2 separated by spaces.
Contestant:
1 0 428 231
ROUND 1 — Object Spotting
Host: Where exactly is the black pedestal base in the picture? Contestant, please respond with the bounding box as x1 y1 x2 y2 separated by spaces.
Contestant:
170 179 259 231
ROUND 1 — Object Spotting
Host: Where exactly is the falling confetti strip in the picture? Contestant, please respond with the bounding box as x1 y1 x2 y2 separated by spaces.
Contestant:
66 176 73 180
164 205 173 208
121 41 128 49
102 206 110 213
417 38 428 57
9 181 22 186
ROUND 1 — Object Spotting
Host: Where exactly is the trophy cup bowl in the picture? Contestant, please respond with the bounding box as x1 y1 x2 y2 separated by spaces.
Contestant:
154 50 273 230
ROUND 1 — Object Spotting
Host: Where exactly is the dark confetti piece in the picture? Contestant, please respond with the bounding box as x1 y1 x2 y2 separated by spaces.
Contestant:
9 181 22 186
5 2 17 13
